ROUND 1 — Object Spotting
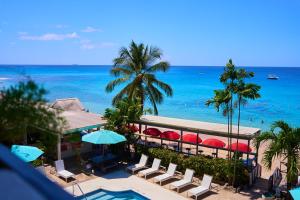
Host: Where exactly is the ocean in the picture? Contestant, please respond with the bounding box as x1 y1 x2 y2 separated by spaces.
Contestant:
0 65 300 131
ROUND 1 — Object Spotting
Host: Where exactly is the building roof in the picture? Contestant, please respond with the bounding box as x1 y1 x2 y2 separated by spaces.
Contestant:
49 98 106 133
51 98 85 112
137 115 260 139
61 110 106 134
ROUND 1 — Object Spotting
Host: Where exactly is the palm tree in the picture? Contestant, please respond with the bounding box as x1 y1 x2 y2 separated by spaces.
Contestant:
256 121 300 189
232 72 261 186
106 41 173 115
219 59 239 158
206 89 232 156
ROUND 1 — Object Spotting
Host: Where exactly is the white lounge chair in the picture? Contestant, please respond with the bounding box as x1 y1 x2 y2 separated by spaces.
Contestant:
55 160 75 182
126 154 148 174
154 163 177 185
138 158 161 178
187 174 213 199
170 168 194 192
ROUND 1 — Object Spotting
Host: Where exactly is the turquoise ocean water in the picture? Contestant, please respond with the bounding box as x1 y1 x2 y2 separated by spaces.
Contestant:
0 65 300 131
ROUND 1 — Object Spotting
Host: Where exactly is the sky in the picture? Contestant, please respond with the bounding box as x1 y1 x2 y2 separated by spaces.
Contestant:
0 0 299 67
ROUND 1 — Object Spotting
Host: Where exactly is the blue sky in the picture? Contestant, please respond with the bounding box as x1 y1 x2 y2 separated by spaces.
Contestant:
0 0 299 66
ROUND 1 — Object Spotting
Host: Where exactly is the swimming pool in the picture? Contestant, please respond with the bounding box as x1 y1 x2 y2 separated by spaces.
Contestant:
77 189 150 200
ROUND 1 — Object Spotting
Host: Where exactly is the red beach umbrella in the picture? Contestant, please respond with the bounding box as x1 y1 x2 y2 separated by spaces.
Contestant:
160 131 180 140
143 128 162 137
127 124 139 132
227 142 252 153
182 133 202 144
202 138 226 148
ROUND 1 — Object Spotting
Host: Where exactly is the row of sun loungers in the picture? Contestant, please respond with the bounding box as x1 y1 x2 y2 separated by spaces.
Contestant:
126 154 213 199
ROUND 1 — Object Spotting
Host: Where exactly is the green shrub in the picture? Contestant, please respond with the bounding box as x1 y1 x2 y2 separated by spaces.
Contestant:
136 146 249 185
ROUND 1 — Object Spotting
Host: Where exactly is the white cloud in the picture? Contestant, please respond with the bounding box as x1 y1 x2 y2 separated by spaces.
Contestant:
81 26 102 33
19 32 79 41
80 40 116 50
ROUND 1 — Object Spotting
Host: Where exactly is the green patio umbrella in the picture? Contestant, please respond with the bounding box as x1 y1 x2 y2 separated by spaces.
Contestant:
82 130 126 144
11 145 44 162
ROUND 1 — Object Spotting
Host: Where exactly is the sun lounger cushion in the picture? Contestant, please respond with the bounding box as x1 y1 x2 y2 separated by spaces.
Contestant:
126 154 148 172
57 170 74 178
55 160 74 180
170 168 194 191
188 174 213 197
154 163 177 184
172 179 190 187
139 158 161 178
188 186 209 196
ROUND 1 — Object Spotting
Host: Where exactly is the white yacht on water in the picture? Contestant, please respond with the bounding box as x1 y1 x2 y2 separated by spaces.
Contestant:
267 74 279 80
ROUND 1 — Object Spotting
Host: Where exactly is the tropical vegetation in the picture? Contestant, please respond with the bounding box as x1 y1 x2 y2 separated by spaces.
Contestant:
137 146 249 185
256 121 300 189
0 80 65 158
103 97 151 155
206 59 261 186
105 41 173 115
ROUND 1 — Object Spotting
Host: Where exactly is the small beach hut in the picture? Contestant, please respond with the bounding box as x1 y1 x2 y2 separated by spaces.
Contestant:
50 98 107 160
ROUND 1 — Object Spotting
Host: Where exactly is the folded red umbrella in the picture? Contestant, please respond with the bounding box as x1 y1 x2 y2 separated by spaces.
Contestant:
160 131 180 140
227 142 252 153
182 133 202 144
143 128 162 136
202 138 225 148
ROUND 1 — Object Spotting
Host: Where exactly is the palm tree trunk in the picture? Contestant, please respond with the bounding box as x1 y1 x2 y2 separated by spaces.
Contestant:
227 104 230 160
233 97 241 187
287 157 292 190
229 97 233 159
140 91 144 114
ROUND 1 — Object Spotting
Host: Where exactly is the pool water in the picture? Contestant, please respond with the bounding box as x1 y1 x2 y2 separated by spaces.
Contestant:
77 189 150 200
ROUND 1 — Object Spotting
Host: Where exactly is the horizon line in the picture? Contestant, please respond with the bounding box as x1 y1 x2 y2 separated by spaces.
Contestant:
1 64 300 68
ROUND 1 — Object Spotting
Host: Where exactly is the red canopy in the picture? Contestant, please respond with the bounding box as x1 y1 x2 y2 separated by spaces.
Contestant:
143 128 162 136
182 133 202 144
202 138 226 148
227 142 252 153
127 124 139 132
160 131 180 140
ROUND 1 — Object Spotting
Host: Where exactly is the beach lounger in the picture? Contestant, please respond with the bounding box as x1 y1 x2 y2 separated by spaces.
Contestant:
170 168 194 192
126 154 148 174
154 163 177 185
55 160 75 182
138 158 161 178
187 174 213 199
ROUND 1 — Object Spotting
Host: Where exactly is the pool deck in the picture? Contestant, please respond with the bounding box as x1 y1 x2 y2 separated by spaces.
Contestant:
64 170 267 200
65 170 187 200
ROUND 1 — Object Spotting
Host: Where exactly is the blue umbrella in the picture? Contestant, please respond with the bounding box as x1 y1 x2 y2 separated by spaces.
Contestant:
11 145 44 162
82 130 126 144
290 187 300 200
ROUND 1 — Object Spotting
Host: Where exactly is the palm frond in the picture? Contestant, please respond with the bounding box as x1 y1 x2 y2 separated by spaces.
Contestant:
105 77 130 93
146 61 170 73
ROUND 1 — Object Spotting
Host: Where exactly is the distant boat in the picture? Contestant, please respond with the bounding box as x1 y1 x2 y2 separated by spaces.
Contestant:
267 74 279 80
